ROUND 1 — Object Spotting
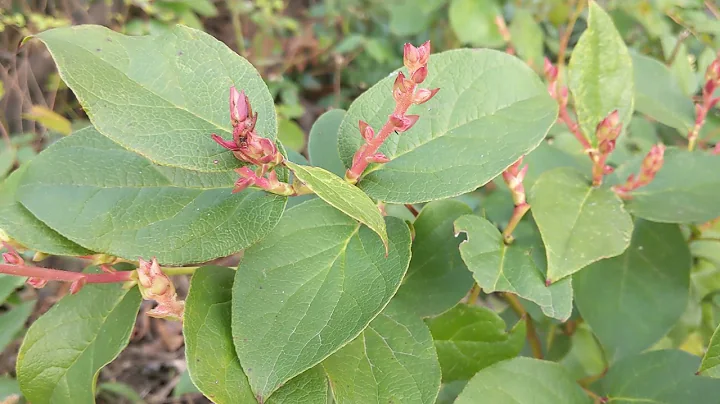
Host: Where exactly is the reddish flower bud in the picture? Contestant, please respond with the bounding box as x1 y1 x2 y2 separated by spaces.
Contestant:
641 143 665 176
27 277 48 289
403 41 431 73
69 278 87 294
229 87 250 127
705 56 720 88
544 57 558 81
136 257 184 321
232 177 254 193
393 72 414 101
366 153 391 164
596 110 622 155
411 66 428 84
211 133 239 151
390 114 420 132
2 251 22 265
413 88 440 105
359 120 375 142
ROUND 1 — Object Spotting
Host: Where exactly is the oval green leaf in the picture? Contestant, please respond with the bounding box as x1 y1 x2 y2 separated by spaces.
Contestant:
322 301 441 404
17 127 286 265
426 304 525 383
394 200 474 318
568 1 634 138
454 215 573 321
700 323 720 377
34 25 276 172
285 161 388 250
17 269 141 404
529 168 633 283
454 357 591 404
232 198 412 400
184 266 329 404
309 109 346 177
337 49 558 204
574 220 690 362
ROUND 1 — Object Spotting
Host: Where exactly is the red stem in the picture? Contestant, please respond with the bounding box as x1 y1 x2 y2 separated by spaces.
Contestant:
345 83 415 182
558 100 592 151
0 263 132 283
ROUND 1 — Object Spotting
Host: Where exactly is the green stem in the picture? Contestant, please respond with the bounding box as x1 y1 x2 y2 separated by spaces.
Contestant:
467 284 481 305
503 292 543 359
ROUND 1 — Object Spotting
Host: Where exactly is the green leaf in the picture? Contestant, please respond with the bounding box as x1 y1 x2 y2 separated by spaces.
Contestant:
172 370 199 397
574 220 690 362
631 51 695 133
509 10 545 69
309 109 346 177
448 0 504 47
454 215 573 321
338 49 558 204
97 382 145 403
558 324 606 380
662 35 698 97
285 161 388 249
322 301 441 404
17 127 285 265
529 168 633 282
278 118 306 152
0 145 15 180
393 200 474 318
285 150 316 209
454 357 591 404
522 141 591 188
387 0 446 36
0 166 92 257
568 1 634 139
0 275 27 304
34 25 276 172
0 376 21 401
0 300 33 352
614 148 720 223
17 269 141 404
700 323 720 377
598 350 720 403
426 304 525 383
232 199 412 400
184 266 329 404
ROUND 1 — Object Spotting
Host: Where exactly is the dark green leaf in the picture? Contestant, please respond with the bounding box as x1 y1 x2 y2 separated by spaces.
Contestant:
17 269 141 404
172 370 199 397
232 199 412 400
394 200 474 318
34 25 275 172
529 168 633 282
426 304 525 382
285 149 315 208
0 275 27 304
574 220 690 362
285 161 388 249
454 215 573 320
278 119 306 153
0 300 33 352
322 301 441 403
699 323 720 377
18 127 285 265
338 49 557 203
308 109 346 178
568 1 634 138
454 357 591 403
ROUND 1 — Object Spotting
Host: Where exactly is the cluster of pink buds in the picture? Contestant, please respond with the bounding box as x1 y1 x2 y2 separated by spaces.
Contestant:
613 144 666 199
211 87 296 195
501 157 530 244
689 52 720 151
591 110 621 186
133 258 184 321
345 41 439 184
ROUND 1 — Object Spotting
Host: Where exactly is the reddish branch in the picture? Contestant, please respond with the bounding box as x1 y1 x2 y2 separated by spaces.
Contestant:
501 157 530 243
690 53 720 151
0 263 132 283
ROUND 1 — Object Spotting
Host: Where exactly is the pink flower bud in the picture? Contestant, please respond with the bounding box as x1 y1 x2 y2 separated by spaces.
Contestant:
366 153 390 164
596 110 622 144
544 57 558 81
229 87 250 127
393 72 413 101
390 114 420 132
69 278 87 294
411 66 428 84
136 257 184 321
413 88 440 105
211 133 239 151
359 120 375 142
641 143 665 176
403 41 431 73
705 56 720 87
2 251 23 265
27 277 48 289
232 177 254 194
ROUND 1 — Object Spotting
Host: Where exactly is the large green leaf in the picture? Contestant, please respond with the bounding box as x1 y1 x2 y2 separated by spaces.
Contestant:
426 304 525 383
16 269 141 404
597 350 720 403
309 109 346 177
285 161 388 249
568 1 634 139
529 168 633 282
34 25 276 172
454 215 573 320
285 149 315 209
337 49 557 204
0 300 34 352
17 127 285 265
574 220 690 362
454 357 591 404
232 199 412 400
322 301 441 404
0 275 27 304
631 52 695 133
184 266 329 404
448 0 504 48
0 167 92 256
394 200 474 318
700 323 720 377
614 148 720 223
